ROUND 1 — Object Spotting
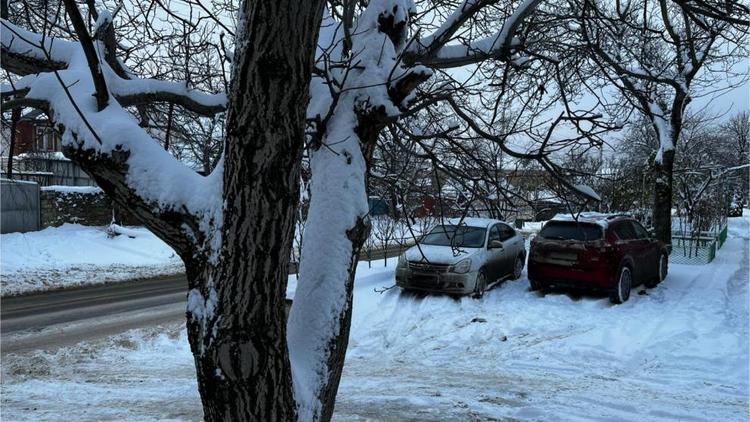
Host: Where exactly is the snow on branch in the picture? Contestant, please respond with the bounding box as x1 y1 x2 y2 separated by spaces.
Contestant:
1 19 227 116
1 18 225 254
407 0 542 68
413 0 490 56
1 19 75 75
110 79 227 116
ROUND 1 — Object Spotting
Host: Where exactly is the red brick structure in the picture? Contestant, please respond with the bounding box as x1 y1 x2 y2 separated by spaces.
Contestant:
14 112 62 154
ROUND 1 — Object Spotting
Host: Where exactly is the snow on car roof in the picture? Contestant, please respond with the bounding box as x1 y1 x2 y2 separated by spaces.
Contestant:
444 217 504 228
550 212 631 228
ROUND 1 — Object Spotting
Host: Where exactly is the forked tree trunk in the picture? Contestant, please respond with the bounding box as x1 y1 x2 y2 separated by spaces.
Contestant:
182 0 324 420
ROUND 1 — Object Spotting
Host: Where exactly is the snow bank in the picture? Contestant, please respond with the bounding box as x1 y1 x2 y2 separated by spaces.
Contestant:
41 185 102 194
1 224 183 296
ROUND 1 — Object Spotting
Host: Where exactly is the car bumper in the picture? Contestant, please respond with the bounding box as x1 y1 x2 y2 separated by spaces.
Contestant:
395 267 477 295
528 259 615 290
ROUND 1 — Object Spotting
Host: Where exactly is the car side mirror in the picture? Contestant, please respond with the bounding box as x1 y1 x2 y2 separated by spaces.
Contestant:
489 240 503 249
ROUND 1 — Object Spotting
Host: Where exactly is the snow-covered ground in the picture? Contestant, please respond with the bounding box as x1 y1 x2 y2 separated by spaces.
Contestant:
0 224 183 296
2 216 749 421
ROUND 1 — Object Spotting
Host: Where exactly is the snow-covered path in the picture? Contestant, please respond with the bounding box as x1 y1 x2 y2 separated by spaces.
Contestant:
2 217 748 421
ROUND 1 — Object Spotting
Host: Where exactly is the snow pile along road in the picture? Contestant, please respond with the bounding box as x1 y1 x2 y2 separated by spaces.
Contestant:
1 224 183 296
1 216 748 421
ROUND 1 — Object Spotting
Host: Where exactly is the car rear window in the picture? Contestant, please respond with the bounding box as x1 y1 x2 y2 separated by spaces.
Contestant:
538 221 603 241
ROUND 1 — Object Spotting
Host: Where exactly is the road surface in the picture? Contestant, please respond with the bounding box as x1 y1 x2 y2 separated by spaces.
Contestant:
1 246 406 354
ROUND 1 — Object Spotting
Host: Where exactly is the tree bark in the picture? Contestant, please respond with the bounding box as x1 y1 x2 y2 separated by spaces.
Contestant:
183 0 324 420
652 148 675 246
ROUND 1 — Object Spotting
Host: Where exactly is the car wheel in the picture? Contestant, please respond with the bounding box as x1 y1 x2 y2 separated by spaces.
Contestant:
511 255 524 280
645 253 668 288
610 265 632 304
472 270 488 299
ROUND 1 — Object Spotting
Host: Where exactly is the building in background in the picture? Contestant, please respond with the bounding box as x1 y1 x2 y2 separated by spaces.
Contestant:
1 110 94 187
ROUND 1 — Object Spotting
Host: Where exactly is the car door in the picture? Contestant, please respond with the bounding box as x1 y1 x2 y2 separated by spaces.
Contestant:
485 225 505 280
613 221 649 282
497 223 519 276
630 220 658 280
612 221 638 272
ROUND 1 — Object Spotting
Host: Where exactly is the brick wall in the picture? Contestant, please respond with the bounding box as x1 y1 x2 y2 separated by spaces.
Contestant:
40 187 139 227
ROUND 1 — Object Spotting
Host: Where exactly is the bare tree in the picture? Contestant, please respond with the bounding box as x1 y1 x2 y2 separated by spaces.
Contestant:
719 111 750 208
574 0 748 244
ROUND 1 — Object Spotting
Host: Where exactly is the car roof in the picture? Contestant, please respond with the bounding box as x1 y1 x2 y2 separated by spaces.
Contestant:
549 212 632 228
444 217 506 228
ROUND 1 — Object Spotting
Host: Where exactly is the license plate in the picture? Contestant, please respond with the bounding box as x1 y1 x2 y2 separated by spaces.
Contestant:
412 274 438 284
549 252 577 261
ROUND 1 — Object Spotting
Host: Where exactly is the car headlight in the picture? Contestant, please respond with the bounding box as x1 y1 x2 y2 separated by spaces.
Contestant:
397 253 407 267
451 258 472 274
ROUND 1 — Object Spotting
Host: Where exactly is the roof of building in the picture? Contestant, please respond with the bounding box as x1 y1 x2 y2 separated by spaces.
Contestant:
20 109 47 121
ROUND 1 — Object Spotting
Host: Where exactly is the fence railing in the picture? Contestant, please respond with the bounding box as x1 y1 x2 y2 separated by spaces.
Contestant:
668 222 728 265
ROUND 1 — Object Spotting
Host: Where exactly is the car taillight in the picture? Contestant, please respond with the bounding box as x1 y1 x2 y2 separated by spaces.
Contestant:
582 251 599 262
581 242 607 263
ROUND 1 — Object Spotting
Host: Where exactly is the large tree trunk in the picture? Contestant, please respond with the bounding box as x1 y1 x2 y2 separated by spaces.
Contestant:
182 0 324 420
652 148 675 246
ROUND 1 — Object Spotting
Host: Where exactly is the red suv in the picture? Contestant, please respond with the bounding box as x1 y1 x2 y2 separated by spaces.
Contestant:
527 213 669 304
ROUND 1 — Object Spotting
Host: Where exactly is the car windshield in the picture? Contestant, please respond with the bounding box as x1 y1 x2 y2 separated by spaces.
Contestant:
420 225 487 248
538 221 603 241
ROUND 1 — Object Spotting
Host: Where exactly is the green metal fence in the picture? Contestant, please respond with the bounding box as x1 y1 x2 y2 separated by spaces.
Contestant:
718 224 728 249
669 235 717 265
668 221 727 265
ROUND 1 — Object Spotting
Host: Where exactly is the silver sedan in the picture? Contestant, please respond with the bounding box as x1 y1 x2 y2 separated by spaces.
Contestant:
395 218 526 298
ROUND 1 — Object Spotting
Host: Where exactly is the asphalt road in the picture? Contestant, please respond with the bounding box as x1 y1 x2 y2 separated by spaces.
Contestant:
1 246 406 354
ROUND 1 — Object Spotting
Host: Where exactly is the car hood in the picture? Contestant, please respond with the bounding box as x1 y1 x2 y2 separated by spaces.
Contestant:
404 244 480 265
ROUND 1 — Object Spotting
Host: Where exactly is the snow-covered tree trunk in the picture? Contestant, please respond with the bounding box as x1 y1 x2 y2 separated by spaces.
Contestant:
287 3 423 418
286 128 370 420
